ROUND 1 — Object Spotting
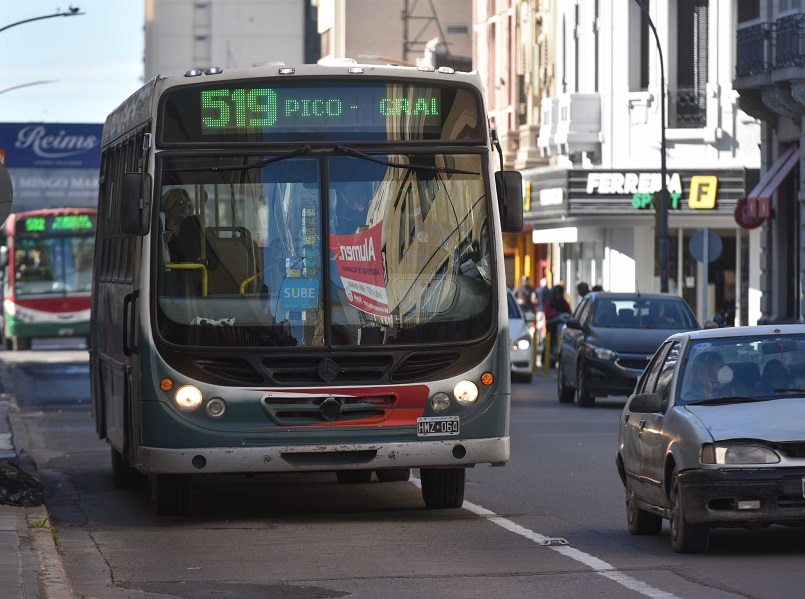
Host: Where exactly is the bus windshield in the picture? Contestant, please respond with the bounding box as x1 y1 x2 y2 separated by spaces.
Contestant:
156 152 493 347
13 236 94 296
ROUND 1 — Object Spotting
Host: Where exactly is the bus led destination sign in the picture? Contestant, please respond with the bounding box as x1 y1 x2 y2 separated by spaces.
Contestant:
198 85 442 135
21 214 95 234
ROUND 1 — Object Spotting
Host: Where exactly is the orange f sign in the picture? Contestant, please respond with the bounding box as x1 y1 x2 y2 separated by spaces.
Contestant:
688 175 718 209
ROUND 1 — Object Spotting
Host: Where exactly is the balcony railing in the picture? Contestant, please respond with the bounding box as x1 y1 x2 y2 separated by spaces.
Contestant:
668 88 707 128
775 13 805 68
736 22 770 76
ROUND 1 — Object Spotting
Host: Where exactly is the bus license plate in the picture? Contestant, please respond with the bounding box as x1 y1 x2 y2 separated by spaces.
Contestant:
417 416 459 437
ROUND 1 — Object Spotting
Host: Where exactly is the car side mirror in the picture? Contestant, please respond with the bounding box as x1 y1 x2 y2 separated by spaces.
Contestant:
563 317 582 330
628 392 663 413
524 311 536 323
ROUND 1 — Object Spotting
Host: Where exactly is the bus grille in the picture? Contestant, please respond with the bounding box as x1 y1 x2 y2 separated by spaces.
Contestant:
192 357 264 384
390 352 461 382
263 355 394 385
190 351 462 386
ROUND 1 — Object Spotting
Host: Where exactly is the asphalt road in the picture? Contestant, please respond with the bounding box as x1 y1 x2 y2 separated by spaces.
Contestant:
2 345 804 599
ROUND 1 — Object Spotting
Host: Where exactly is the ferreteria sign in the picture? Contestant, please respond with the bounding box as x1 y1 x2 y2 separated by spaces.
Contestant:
585 172 685 208
565 169 749 214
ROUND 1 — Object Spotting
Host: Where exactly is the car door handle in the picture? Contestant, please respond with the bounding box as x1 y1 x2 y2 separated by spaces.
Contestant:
638 419 647 438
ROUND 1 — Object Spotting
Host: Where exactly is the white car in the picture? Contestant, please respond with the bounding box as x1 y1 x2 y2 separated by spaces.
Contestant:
507 289 534 383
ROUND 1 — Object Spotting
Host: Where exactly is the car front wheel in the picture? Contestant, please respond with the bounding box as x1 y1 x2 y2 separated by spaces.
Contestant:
576 362 595 407
670 468 709 553
557 359 576 403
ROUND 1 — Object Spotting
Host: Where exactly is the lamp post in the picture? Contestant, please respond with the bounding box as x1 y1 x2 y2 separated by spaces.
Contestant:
0 7 83 35
0 81 57 96
634 0 669 293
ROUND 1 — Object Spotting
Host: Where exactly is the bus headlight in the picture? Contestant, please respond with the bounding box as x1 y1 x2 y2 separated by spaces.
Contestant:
430 392 451 413
174 385 203 412
454 380 479 405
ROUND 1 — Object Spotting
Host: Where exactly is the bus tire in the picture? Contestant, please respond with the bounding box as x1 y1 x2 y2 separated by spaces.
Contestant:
376 468 411 482
110 447 144 489
335 470 373 484
420 467 465 509
150 474 193 516
11 337 31 351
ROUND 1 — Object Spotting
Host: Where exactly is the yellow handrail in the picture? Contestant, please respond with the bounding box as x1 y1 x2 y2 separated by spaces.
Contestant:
239 270 265 294
165 262 208 297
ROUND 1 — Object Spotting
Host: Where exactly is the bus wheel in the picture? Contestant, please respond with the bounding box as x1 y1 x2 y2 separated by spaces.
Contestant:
150 474 193 516
376 468 411 482
420 467 465 509
335 470 372 484
111 447 144 489
11 337 31 351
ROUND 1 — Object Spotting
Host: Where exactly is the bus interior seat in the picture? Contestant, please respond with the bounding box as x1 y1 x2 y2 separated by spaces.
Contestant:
205 226 261 295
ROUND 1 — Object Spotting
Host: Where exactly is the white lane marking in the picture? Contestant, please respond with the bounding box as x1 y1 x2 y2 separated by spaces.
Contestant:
411 476 683 599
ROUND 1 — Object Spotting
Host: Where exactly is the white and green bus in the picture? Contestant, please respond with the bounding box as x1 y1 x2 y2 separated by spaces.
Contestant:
91 61 522 514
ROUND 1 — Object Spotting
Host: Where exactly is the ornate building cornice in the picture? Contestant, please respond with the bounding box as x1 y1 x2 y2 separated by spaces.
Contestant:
761 85 805 119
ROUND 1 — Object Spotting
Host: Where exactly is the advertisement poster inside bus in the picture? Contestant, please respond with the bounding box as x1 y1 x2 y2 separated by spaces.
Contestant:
330 222 389 319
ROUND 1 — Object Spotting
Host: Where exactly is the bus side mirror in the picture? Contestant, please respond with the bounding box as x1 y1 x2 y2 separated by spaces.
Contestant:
121 172 152 236
496 170 523 233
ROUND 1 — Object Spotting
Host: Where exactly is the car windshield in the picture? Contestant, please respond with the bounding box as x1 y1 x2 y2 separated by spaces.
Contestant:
155 153 493 347
678 334 805 405
592 297 696 329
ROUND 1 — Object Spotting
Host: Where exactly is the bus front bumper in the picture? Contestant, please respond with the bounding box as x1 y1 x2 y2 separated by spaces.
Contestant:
135 437 509 474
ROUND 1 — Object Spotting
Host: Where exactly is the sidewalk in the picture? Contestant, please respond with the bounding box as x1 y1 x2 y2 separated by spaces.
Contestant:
0 396 72 599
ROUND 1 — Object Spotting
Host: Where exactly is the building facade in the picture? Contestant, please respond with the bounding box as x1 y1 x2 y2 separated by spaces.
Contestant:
317 0 472 67
733 0 805 325
496 1 761 323
144 0 308 80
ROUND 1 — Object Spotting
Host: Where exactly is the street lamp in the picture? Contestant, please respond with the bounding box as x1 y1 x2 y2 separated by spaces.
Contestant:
0 7 83 35
634 0 669 293
0 81 57 96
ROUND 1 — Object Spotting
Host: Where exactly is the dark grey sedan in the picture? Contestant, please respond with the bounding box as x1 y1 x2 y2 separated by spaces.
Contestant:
557 292 698 407
617 325 805 553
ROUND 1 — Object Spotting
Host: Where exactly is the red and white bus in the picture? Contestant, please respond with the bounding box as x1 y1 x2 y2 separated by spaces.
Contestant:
0 208 96 350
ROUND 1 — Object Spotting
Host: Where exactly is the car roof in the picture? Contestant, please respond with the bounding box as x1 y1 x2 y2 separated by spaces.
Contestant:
668 324 805 341
586 291 684 300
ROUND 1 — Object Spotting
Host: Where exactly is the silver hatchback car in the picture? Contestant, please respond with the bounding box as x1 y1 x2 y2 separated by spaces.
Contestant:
617 325 805 553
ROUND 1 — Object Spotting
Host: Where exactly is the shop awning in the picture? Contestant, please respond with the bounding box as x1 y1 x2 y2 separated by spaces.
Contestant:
745 147 799 218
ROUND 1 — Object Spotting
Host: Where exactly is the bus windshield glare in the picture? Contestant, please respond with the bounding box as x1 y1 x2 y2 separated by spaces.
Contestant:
157 152 493 347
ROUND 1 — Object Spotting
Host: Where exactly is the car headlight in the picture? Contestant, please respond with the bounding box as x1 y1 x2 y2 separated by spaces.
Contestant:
701 443 780 465
513 335 531 351
584 343 617 361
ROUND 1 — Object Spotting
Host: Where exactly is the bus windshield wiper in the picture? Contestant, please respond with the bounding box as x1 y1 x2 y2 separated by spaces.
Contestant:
165 145 312 173
335 144 479 175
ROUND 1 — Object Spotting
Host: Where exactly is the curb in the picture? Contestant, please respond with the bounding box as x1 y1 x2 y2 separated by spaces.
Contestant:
2 395 73 599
